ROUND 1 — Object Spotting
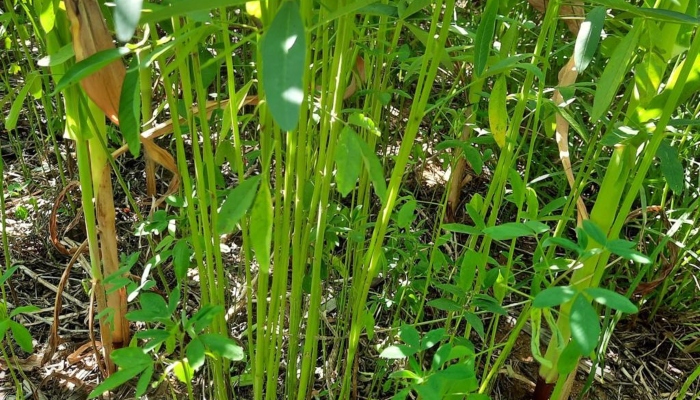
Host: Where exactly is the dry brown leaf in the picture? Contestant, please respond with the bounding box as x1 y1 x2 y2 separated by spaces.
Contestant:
527 0 584 35
554 58 589 224
65 0 125 125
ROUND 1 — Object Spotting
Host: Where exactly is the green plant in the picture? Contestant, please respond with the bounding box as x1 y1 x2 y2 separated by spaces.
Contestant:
380 325 486 400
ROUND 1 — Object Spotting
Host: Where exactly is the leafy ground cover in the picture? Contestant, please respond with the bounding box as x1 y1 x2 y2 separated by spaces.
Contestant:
1 1 700 399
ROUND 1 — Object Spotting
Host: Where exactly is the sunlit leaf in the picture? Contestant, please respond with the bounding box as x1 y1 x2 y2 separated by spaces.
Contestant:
200 333 245 360
574 7 606 73
379 344 417 359
532 286 576 308
591 25 641 121
9 321 33 352
261 1 306 131
570 295 600 354
186 337 206 370
585 287 638 313
488 74 508 148
474 0 499 77
114 0 143 42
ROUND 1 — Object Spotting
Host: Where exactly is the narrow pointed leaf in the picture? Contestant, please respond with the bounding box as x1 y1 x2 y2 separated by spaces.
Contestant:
574 7 606 73
51 47 131 95
591 25 640 121
119 57 141 157
488 75 508 148
474 0 499 77
250 182 273 273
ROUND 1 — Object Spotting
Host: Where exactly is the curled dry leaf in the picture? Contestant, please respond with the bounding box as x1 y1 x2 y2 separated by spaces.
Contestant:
66 0 181 203
527 0 584 35
65 0 125 125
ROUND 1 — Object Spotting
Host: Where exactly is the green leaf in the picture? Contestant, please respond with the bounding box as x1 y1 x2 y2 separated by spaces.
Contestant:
399 0 430 19
35 0 57 32
489 75 509 148
542 237 581 254
483 222 538 240
187 305 224 333
135 329 172 351
172 359 194 383
584 287 638 313
582 219 608 246
657 139 684 194
9 321 33 352
261 1 306 131
114 0 143 42
89 366 146 398
172 239 192 281
474 0 499 77
463 146 484 175
397 199 417 229
168 286 181 314
250 182 273 273
605 239 652 263
355 134 387 202
37 43 75 67
200 333 245 361
448 343 475 361
186 337 206 370
524 220 550 235
126 292 169 323
379 344 417 359
574 7 606 73
431 342 453 371
335 127 363 197
51 47 131 95
466 203 486 230
388 369 421 380
420 328 445 351
532 286 576 308
217 176 261 235
591 24 641 121
399 324 420 349
570 295 600 355
472 294 507 315
9 305 40 318
111 347 152 368
427 298 463 312
348 113 382 137
464 312 485 341
557 341 582 375
443 223 482 235
140 0 248 24
436 363 473 380
593 0 700 25
119 56 141 157
6 71 40 131
134 366 153 398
